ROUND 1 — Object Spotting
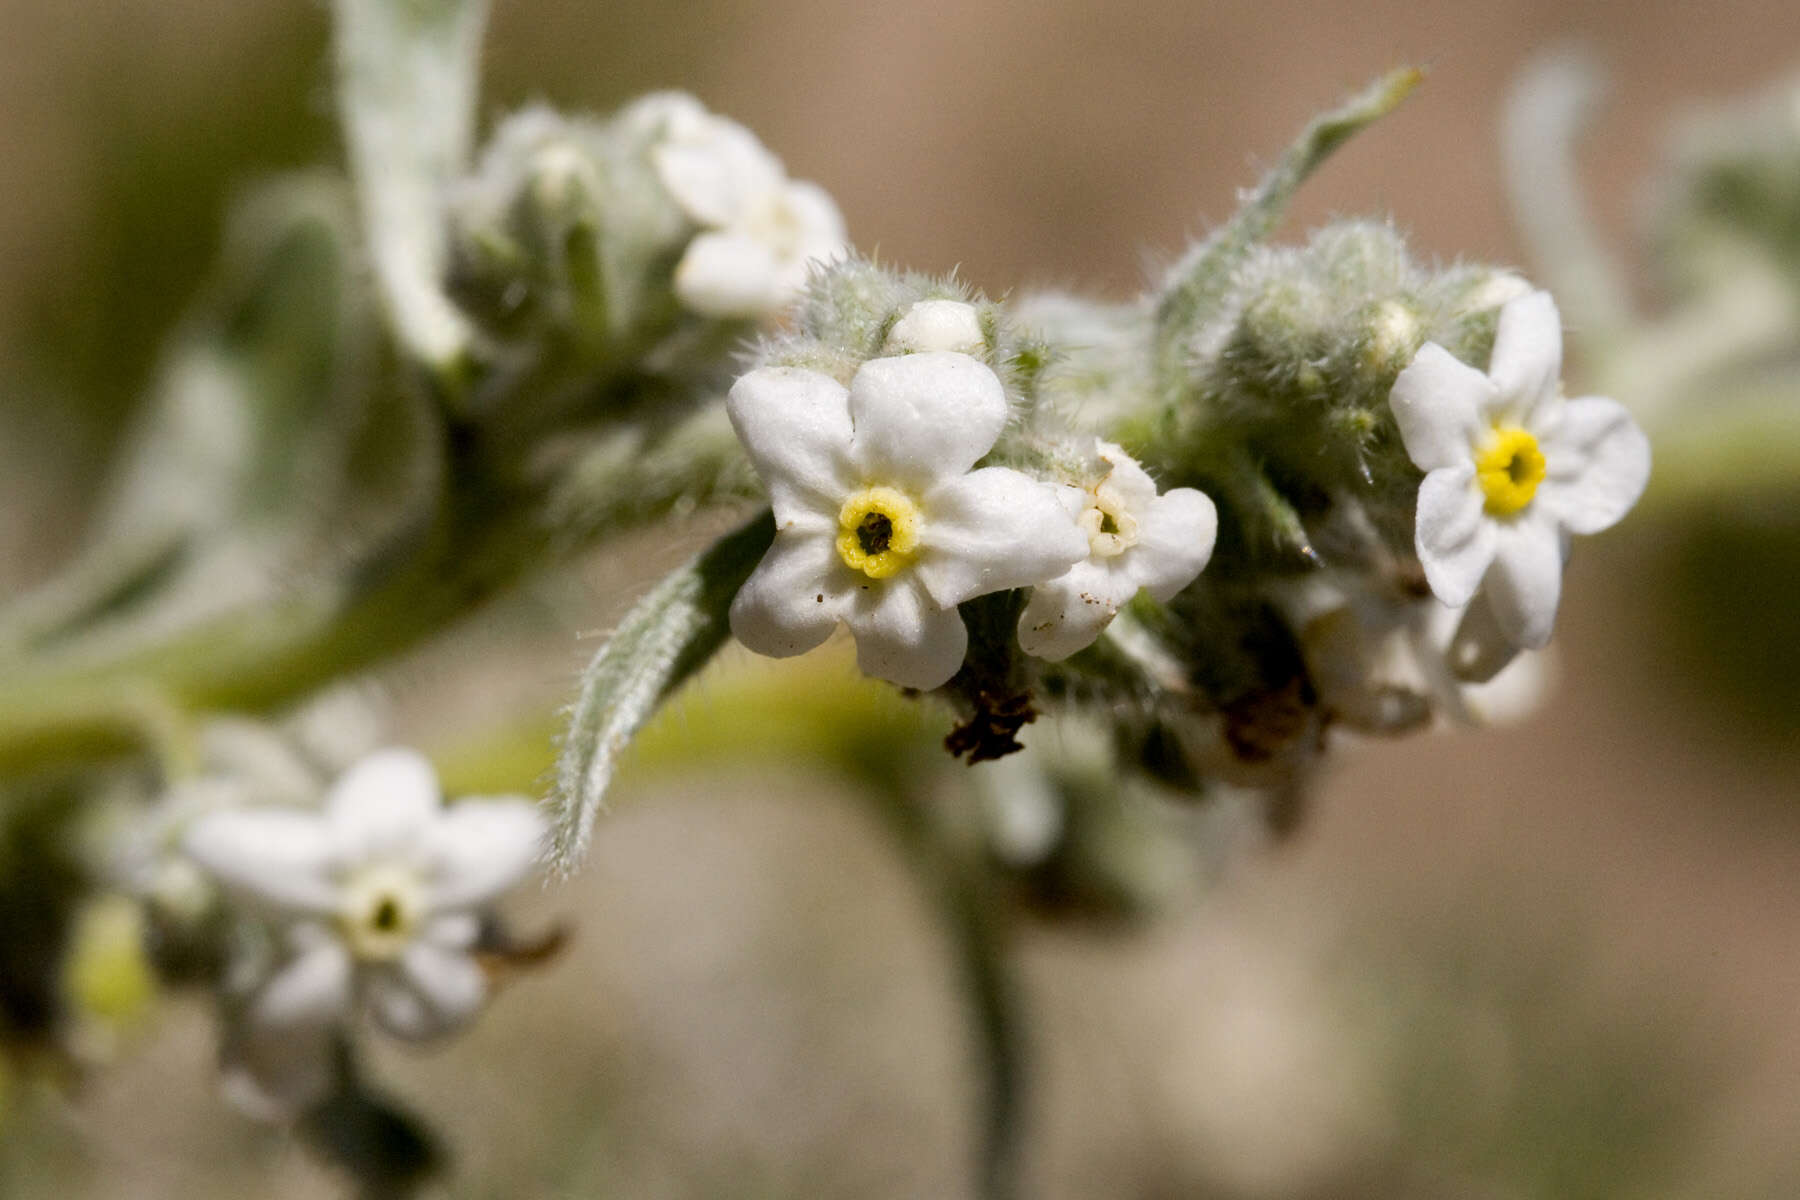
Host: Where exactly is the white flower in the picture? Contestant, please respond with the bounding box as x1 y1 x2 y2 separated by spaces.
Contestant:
1283 573 1557 737
1017 441 1217 661
884 299 986 356
1388 289 1650 650
727 352 1089 689
651 101 846 319
183 748 545 1109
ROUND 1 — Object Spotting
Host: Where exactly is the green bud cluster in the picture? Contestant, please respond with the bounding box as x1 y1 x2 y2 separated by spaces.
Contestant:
449 98 714 367
1147 223 1517 573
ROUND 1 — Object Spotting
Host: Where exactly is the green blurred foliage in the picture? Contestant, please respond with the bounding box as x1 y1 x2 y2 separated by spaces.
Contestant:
7 7 331 485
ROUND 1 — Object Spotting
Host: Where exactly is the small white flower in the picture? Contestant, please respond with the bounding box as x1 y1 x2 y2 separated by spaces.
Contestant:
651 102 846 319
728 352 1089 690
1283 575 1556 736
1017 441 1217 661
1389 290 1650 649
884 299 986 356
183 748 545 1104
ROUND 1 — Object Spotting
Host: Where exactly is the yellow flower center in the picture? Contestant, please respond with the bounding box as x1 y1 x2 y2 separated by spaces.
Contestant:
836 486 921 579
1475 425 1546 517
338 864 425 962
1078 493 1139 558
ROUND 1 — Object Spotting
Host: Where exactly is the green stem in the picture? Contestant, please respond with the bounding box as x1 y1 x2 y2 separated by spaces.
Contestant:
0 448 547 777
942 862 1027 1200
863 783 1027 1200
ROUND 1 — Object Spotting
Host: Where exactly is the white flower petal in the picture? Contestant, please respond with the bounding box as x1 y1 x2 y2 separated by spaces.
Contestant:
724 366 854 526
781 179 848 262
1389 343 1491 471
249 940 354 1033
197 718 323 807
847 580 968 689
847 353 1009 488
1094 441 1158 511
1017 562 1133 661
1443 590 1523 684
615 91 707 142
1486 290 1562 419
1538 395 1651 535
674 230 786 318
1128 487 1218 602
423 912 481 951
1413 465 1496 608
914 467 1089 607
423 799 546 912
325 748 441 863
1461 646 1555 726
369 943 488 1041
652 114 784 228
885 299 985 356
1484 519 1565 650
729 531 848 659
183 809 338 912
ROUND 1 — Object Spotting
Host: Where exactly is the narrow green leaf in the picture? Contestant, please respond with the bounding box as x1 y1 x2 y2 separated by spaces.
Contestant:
333 0 487 378
1155 67 1423 369
1502 50 1631 342
550 512 775 870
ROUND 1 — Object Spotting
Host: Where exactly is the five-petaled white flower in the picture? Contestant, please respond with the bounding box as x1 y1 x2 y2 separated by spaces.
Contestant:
651 99 846 319
183 749 545 1094
1017 441 1217 661
1388 290 1650 650
728 352 1089 689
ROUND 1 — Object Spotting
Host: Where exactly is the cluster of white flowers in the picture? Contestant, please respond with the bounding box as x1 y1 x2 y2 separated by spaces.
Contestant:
726 300 1219 690
179 748 545 1116
650 97 847 320
1389 290 1651 668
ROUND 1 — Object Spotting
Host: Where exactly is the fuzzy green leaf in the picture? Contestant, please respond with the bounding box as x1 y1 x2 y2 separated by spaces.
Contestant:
1155 67 1422 369
550 512 775 870
333 0 487 379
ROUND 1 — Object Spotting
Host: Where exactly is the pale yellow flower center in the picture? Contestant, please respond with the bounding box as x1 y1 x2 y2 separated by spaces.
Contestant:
1475 425 1546 517
836 486 921 579
1077 484 1140 559
338 863 426 962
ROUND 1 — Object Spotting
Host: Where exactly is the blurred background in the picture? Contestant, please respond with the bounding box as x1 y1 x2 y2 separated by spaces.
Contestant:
1 0 1797 1196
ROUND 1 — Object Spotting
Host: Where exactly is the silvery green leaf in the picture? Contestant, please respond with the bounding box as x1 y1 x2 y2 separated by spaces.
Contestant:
551 513 774 870
1502 49 1631 341
0 179 380 660
333 0 487 379
1155 67 1421 371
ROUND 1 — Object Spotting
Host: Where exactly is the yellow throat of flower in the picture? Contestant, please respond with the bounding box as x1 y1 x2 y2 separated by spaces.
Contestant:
1078 489 1139 559
338 863 426 962
836 486 921 579
1475 425 1546 517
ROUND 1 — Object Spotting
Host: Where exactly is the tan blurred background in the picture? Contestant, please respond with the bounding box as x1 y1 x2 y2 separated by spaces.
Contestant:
2 1 1798 1196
